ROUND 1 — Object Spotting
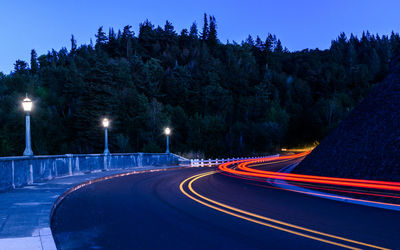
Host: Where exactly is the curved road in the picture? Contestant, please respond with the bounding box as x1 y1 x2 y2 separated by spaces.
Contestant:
51 162 400 249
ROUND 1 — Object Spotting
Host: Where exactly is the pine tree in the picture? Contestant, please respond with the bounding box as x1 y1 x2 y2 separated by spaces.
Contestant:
390 31 400 56
122 25 134 57
71 35 77 52
139 20 155 45
122 25 134 38
201 13 209 41
207 16 217 48
368 48 381 79
30 49 39 74
164 20 175 35
95 26 108 48
109 28 116 41
14 60 29 74
347 36 357 70
265 34 275 52
108 28 120 57
274 39 283 53
255 36 264 50
246 35 254 46
181 28 189 36
189 22 198 38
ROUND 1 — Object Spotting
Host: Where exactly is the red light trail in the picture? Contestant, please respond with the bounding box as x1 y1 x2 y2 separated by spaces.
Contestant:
217 152 400 194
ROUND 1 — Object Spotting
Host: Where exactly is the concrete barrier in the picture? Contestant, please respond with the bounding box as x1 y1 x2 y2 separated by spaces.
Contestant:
0 153 180 191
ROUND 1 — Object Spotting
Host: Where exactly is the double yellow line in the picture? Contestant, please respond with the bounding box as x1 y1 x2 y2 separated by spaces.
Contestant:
179 171 389 250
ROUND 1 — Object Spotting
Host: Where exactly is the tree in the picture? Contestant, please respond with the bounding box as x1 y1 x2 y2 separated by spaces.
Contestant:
30 49 39 74
207 16 218 48
138 20 155 55
122 25 134 57
201 13 209 41
274 39 283 53
265 34 276 52
71 35 77 52
164 20 175 35
95 26 108 48
368 48 381 79
122 25 134 39
107 28 120 57
245 35 255 46
255 36 264 50
189 22 198 38
347 35 357 70
14 60 29 73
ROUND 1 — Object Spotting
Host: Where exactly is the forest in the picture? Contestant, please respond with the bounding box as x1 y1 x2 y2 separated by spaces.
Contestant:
0 14 399 158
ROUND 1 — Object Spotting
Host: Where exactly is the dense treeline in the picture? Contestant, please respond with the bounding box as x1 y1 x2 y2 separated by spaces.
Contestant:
1 14 399 157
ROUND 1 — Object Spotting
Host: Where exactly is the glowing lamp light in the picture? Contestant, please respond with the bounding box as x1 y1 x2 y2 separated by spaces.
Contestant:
164 127 171 153
102 117 110 155
22 97 32 112
102 118 110 128
22 94 34 156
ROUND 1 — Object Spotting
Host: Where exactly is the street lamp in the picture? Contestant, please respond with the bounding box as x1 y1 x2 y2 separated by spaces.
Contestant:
22 95 33 156
102 118 110 155
164 127 171 154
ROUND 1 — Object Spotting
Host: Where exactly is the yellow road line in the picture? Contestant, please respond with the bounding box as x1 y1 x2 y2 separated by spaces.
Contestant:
180 171 389 250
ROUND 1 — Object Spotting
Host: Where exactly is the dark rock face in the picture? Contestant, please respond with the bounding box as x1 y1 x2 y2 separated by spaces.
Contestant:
294 60 400 181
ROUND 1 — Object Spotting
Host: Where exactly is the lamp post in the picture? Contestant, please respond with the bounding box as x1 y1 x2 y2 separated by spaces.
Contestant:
103 118 110 155
164 127 171 154
22 96 33 156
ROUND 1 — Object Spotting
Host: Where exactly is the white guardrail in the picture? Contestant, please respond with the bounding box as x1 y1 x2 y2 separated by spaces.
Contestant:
190 155 279 167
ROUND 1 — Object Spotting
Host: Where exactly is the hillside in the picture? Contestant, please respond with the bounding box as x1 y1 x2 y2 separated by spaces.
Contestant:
294 57 400 181
0 15 399 157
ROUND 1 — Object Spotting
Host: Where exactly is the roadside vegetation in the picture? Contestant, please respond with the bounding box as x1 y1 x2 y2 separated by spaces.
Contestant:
0 14 399 157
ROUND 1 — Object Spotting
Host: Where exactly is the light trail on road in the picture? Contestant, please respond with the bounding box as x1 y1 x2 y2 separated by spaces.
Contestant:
52 158 400 249
218 152 400 192
217 169 400 205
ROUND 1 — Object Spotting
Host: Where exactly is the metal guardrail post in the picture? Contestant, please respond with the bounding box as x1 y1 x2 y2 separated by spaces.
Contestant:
28 159 33 184
188 155 277 168
66 154 73 176
11 160 15 189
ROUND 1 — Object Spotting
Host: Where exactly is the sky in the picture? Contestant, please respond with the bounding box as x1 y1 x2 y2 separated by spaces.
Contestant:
1 0 399 74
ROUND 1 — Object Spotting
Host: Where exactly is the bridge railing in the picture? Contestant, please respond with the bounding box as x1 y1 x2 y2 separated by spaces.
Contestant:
190 155 279 167
0 153 181 191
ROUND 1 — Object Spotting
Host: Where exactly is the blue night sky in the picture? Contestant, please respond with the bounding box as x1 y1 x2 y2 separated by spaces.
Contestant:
1 0 399 73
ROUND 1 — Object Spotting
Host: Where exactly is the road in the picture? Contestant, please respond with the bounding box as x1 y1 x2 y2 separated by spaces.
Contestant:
51 160 400 249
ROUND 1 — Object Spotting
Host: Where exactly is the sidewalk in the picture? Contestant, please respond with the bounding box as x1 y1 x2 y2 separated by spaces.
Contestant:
0 166 180 250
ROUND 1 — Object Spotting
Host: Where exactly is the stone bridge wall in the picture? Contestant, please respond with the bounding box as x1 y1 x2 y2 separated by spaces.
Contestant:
0 153 180 191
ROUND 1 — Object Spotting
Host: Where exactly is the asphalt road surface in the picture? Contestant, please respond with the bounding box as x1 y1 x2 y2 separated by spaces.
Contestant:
51 162 400 250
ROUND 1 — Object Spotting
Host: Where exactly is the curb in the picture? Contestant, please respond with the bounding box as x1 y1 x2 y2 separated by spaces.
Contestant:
48 165 188 249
